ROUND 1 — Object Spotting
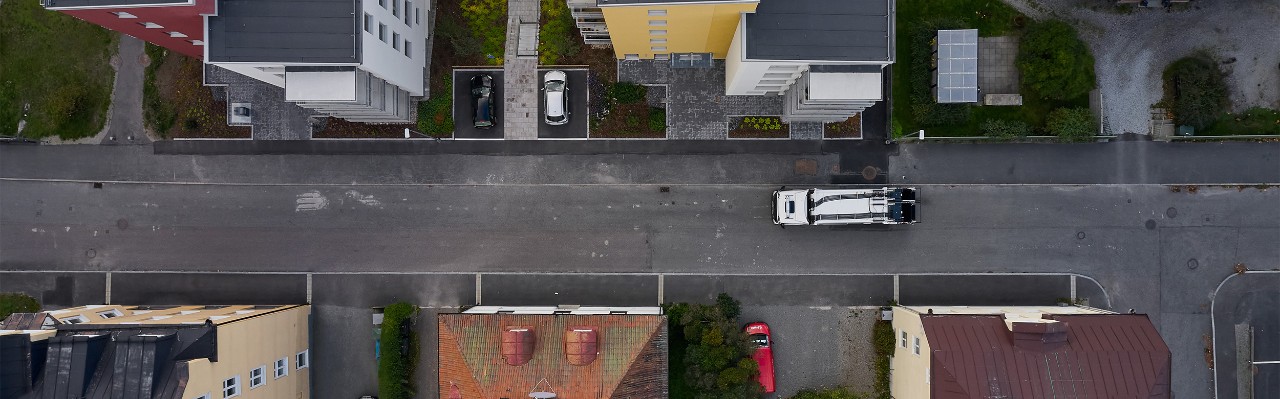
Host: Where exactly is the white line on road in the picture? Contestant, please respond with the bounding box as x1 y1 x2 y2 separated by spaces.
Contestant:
657 274 664 305
1070 275 1077 300
105 271 112 304
893 274 899 302
306 273 313 304
475 273 482 305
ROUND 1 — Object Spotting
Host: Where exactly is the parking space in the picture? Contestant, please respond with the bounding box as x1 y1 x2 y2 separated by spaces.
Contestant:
664 275 894 306
898 274 1071 306
536 69 590 139
0 272 105 308
737 305 880 399
452 69 504 139
479 274 658 306
110 272 307 304
310 273 475 308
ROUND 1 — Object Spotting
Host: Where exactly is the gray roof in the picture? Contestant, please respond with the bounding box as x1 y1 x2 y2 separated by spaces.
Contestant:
745 0 892 62
935 29 978 103
207 0 359 63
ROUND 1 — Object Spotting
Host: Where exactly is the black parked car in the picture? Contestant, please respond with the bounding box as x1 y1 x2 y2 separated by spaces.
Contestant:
471 74 495 129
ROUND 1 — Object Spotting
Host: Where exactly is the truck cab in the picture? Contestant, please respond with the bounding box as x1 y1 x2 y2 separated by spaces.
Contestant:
772 187 918 226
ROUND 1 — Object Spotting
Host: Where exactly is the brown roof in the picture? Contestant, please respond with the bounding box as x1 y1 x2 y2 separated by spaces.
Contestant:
438 314 668 399
921 314 1171 399
0 313 48 330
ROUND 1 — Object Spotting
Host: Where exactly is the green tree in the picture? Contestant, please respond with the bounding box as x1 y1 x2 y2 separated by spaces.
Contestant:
673 294 761 399
1046 107 1095 142
1163 56 1228 130
1018 20 1096 100
0 293 40 321
790 387 871 399
378 302 419 399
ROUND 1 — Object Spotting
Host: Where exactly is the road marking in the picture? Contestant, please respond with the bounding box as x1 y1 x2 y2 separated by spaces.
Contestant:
893 274 899 302
306 273 313 304
1070 275 1077 300
104 271 112 304
475 274 482 305
657 274 664 305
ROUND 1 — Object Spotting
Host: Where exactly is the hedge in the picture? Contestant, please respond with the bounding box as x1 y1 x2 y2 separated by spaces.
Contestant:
379 302 419 399
0 293 40 321
1018 20 1096 100
1162 56 1228 130
1046 107 1095 142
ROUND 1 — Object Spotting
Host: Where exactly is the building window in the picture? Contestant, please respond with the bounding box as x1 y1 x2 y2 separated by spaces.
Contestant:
404 41 412 57
900 331 907 348
62 315 89 324
379 0 387 8
913 337 921 355
648 30 666 36
648 20 666 26
624 54 640 60
296 350 309 369
167 31 188 38
222 376 240 398
415 8 421 25
651 46 667 52
392 0 400 18
140 22 163 29
648 9 666 16
364 13 373 33
379 23 388 42
248 366 266 388
190 40 204 46
112 11 137 19
654 53 670 61
193 394 210 399
96 309 123 319
274 358 289 379
392 32 401 50
650 38 666 44
404 1 412 24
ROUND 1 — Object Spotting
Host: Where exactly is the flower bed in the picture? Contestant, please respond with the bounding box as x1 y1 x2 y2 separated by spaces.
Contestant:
312 118 415 138
824 114 862 139
592 82 665 138
728 116 789 138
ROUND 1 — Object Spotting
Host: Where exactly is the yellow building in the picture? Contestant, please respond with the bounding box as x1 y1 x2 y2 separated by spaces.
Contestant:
0 304 311 399
572 0 896 122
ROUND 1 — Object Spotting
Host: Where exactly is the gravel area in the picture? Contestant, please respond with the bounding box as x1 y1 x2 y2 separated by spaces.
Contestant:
1001 0 1280 135
837 307 880 393
737 305 882 398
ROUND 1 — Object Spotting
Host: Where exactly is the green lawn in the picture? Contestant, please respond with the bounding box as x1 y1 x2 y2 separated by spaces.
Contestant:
0 1 117 139
892 0 1088 137
1202 107 1280 136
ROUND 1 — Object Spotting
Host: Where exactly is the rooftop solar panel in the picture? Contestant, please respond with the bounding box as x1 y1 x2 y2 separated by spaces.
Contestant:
935 29 979 103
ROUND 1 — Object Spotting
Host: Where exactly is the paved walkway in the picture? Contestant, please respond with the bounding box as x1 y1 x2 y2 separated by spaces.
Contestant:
502 0 539 140
977 36 1019 95
102 36 147 145
205 65 314 140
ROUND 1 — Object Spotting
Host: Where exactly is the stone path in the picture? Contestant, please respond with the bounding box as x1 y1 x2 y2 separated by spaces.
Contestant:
977 36 1019 95
205 65 314 140
502 0 539 140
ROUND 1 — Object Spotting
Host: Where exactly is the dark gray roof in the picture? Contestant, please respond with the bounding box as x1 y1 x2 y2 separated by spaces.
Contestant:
745 0 892 62
15 326 215 399
207 0 359 63
42 0 187 8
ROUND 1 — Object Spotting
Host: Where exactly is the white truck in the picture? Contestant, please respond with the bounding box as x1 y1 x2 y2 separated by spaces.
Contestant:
772 187 919 226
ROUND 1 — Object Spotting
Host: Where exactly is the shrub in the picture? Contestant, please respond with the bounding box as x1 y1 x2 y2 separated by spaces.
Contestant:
1046 107 1095 142
379 302 419 399
980 119 1031 139
1163 56 1228 130
790 387 870 399
142 43 176 135
1018 20 1096 100
437 11 482 59
871 321 894 399
906 22 972 127
910 102 971 126
609 82 647 104
538 0 581 64
0 293 40 321
461 0 507 64
417 75 453 137
670 294 761 398
648 108 666 132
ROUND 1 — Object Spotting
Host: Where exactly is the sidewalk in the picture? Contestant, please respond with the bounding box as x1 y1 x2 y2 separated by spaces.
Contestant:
502 0 539 139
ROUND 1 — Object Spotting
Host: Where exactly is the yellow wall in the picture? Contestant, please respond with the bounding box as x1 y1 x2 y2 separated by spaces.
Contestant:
183 305 311 399
601 1 757 59
889 307 931 399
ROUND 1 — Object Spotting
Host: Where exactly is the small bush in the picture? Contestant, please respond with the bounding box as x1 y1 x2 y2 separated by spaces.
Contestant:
0 293 40 321
437 11 482 58
1018 20 1096 100
648 108 666 132
379 302 419 399
143 43 176 135
608 82 647 104
1046 107 1095 142
538 0 581 65
461 0 508 64
871 321 895 399
790 387 871 399
1163 56 1228 130
980 119 1031 139
417 75 453 137
910 103 971 126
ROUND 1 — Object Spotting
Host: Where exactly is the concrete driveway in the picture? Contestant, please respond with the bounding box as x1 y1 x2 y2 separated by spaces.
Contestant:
453 69 504 139
536 69 589 139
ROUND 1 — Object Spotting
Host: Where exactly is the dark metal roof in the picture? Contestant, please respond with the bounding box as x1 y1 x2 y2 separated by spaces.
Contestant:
0 334 35 399
206 0 359 63
20 326 215 399
744 0 892 62
921 314 1172 399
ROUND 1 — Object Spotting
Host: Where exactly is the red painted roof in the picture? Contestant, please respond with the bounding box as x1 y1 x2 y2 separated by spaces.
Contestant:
921 314 1171 399
438 314 668 399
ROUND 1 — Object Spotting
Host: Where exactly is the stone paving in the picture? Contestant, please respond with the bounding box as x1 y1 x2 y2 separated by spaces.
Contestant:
204 65 315 140
619 60 826 139
977 36 1020 95
502 0 540 140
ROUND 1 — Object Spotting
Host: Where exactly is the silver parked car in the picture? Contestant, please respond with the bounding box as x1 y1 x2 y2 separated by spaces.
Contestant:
543 70 569 126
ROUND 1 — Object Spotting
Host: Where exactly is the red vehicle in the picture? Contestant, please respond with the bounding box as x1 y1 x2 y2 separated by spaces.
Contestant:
745 322 775 393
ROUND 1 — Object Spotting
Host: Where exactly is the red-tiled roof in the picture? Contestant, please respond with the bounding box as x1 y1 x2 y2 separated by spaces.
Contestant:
922 314 1171 399
438 314 667 399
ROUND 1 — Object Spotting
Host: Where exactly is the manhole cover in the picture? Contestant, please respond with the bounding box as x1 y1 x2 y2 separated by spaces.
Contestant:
1076 231 1086 240
1187 258 1199 270
85 249 97 259
116 218 129 229
861 166 879 181
1165 207 1178 218
1145 219 1157 230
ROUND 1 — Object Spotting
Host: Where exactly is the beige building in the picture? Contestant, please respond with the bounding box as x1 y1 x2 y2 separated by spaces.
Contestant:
889 305 1171 399
0 304 310 399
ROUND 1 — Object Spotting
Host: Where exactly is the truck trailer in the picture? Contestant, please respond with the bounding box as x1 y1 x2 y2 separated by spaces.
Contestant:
772 187 919 226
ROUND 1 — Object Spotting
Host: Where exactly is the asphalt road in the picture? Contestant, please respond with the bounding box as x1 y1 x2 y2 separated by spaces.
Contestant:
1212 272 1280 399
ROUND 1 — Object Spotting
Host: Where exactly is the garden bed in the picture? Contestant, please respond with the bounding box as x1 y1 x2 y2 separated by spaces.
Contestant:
592 102 665 138
154 51 250 139
728 116 789 138
824 114 863 139
312 118 416 138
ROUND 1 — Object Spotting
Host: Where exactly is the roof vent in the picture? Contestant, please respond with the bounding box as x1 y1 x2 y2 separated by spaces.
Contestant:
565 328 599 365
501 328 536 366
